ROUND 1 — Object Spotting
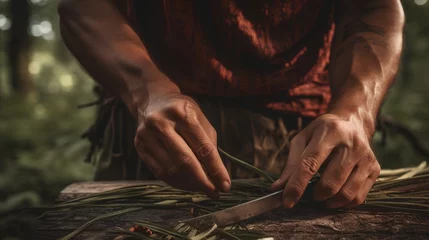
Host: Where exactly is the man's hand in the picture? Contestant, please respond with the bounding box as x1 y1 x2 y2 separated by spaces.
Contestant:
271 114 380 208
134 93 231 199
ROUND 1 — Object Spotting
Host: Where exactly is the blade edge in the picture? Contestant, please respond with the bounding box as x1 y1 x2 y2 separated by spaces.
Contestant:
182 190 283 229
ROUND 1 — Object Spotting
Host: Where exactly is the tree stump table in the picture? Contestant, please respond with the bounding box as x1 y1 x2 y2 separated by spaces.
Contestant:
36 181 429 240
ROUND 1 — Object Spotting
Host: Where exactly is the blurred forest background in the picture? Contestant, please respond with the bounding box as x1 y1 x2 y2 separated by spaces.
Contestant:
0 0 428 239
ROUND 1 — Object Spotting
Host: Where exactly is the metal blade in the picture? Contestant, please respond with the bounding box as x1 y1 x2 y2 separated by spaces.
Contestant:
181 190 283 229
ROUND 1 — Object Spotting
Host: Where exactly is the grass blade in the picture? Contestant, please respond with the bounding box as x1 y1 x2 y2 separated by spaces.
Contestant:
60 207 142 240
218 147 275 183
191 224 217 240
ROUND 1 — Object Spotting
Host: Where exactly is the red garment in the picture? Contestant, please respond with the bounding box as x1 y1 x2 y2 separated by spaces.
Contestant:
122 0 335 117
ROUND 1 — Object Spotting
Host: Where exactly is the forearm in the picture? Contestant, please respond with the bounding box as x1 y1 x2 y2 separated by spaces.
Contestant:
58 0 179 116
328 0 404 137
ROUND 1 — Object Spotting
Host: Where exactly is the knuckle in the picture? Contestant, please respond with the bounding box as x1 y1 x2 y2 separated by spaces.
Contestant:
155 124 171 136
152 168 167 180
210 170 222 179
339 187 356 202
352 137 363 150
359 150 376 166
136 122 150 137
300 155 320 176
176 153 194 168
145 112 164 127
166 166 178 178
197 142 215 158
318 180 339 196
168 103 186 119
327 119 342 130
289 181 306 196
354 135 367 145
146 118 171 135
325 120 347 136
136 121 145 133
209 126 217 142
171 100 199 124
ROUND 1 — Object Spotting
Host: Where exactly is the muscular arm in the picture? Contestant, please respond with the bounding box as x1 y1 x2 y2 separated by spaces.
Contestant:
328 0 405 136
58 0 178 116
272 0 404 209
58 0 230 196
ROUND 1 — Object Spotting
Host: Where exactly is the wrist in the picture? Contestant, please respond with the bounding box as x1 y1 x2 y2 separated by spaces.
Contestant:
120 61 180 117
327 104 376 140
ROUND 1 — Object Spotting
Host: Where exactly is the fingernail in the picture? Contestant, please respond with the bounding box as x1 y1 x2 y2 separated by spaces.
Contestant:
221 180 231 193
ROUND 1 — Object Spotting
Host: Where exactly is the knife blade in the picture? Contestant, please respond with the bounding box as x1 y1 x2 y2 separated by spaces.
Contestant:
181 190 283 229
181 177 319 230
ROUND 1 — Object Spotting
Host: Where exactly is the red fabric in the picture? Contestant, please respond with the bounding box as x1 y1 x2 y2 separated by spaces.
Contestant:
128 0 335 117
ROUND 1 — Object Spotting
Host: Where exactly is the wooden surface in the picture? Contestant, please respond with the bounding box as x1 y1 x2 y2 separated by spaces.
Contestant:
37 181 429 240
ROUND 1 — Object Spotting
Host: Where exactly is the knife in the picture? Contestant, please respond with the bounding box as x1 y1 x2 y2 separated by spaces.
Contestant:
182 177 319 230
182 190 283 230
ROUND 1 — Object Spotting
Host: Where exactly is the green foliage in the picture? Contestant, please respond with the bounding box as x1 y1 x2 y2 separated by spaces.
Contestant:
0 1 96 239
0 93 94 199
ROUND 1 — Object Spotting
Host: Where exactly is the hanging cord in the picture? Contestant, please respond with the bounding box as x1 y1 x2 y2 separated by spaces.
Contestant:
79 86 125 165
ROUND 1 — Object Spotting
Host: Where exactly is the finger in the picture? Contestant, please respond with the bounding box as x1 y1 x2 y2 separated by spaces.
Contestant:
135 130 173 170
177 118 231 193
343 177 375 209
344 165 379 208
156 125 218 196
313 146 355 201
198 113 218 145
282 133 336 208
270 136 305 191
135 134 177 184
138 150 208 193
134 146 166 181
324 164 368 208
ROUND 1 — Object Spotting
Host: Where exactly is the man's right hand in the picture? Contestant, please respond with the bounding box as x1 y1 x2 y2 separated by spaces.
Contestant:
57 0 230 198
134 93 231 199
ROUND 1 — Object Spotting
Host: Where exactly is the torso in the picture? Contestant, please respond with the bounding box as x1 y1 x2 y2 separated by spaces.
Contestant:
129 0 335 117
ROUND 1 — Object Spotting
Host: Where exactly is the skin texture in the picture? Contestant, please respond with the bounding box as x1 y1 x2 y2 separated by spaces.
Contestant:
58 0 404 206
271 0 404 208
135 93 230 199
58 0 231 198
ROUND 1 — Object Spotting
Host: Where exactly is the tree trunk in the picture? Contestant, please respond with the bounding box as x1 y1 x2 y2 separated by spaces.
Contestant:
8 0 33 96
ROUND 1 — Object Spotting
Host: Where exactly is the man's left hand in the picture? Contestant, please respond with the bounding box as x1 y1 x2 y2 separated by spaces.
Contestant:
271 114 380 209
